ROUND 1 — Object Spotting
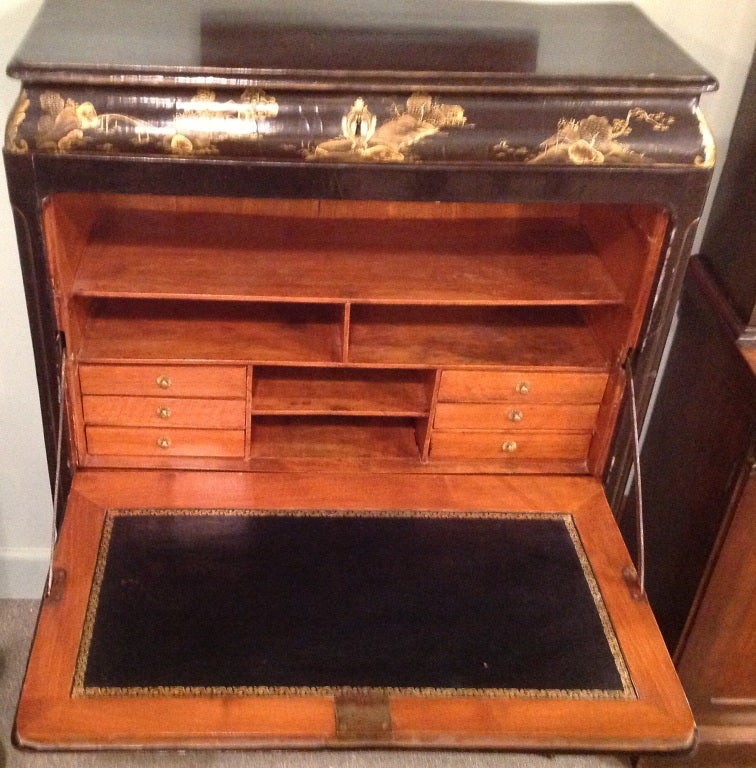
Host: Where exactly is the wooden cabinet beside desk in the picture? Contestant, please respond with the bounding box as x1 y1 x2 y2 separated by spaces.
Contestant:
632 263 756 768
3 0 720 754
678 452 756 765
634 53 756 767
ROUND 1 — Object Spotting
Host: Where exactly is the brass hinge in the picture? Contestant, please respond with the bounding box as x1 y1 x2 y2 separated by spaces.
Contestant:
334 691 392 743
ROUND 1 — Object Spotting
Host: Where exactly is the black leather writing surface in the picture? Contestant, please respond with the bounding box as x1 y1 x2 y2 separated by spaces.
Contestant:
76 510 632 698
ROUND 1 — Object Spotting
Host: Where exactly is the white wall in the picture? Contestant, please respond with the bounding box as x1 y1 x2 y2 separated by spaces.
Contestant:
0 0 49 598
0 0 754 597
621 0 756 248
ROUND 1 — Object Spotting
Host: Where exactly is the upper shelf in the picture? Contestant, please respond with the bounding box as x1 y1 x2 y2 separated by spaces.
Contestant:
73 209 622 306
7 0 716 96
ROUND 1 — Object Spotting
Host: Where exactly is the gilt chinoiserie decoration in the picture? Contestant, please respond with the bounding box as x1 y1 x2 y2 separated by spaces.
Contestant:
306 94 467 162
7 86 713 167
4 0 720 753
19 88 280 156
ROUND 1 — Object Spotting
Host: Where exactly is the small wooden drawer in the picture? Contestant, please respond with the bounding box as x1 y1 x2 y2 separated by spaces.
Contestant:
82 396 246 429
86 426 245 457
433 402 600 431
79 364 247 398
437 370 608 404
430 430 593 460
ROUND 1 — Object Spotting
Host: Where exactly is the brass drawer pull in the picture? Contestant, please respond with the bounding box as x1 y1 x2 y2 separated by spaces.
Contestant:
156 436 171 449
501 441 518 453
508 408 523 423
516 381 530 395
156 406 171 419
156 374 171 389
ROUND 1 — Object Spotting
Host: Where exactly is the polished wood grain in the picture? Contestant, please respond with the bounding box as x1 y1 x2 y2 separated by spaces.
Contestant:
47 195 650 375
52 194 581 222
15 469 693 750
74 209 622 306
79 363 248 398
430 430 593 461
348 306 609 369
434 402 599 431
77 452 591 477
250 417 422 460
252 367 431 416
585 368 627 477
45 194 656 478
581 206 669 360
82 395 246 429
79 303 344 365
86 426 246 458
675 474 756 735
438 370 608 403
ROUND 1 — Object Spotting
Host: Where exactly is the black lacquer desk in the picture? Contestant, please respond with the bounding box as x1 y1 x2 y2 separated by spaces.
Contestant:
4 0 716 752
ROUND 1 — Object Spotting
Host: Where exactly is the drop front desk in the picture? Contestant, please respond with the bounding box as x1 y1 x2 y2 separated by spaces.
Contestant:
4 0 717 754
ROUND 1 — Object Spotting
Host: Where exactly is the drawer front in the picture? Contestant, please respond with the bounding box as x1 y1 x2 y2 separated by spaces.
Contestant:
433 402 599 431
430 430 593 460
79 364 247 398
86 426 245 457
438 370 608 403
82 396 246 429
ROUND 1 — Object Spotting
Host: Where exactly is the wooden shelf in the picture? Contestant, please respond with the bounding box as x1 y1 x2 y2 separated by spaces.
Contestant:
250 417 422 460
252 367 432 415
78 300 343 363
76 301 609 371
54 197 657 477
348 306 609 369
73 210 622 306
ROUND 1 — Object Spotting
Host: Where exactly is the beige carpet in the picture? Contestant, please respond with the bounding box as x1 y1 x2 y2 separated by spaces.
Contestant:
0 599 631 768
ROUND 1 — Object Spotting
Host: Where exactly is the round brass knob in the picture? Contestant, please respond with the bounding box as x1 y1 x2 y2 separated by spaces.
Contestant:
508 409 523 423
501 441 518 453
156 406 171 420
516 381 530 395
156 437 171 449
156 375 171 390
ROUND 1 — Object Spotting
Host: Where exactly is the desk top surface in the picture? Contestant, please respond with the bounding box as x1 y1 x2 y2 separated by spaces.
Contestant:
7 0 715 94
